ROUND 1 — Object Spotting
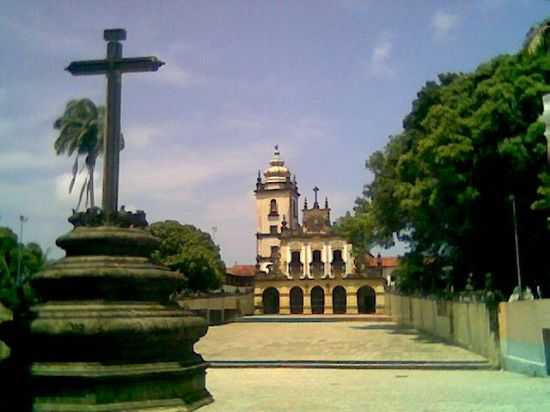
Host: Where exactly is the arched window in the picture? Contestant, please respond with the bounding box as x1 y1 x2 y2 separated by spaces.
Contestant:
269 199 278 216
332 286 347 314
357 286 376 314
290 287 304 314
262 288 280 314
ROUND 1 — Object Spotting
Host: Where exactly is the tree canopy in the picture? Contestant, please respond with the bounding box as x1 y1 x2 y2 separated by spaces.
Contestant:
0 227 46 311
149 221 225 292
338 47 550 297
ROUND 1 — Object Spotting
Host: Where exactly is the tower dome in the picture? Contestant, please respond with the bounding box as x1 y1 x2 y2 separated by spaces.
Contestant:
264 145 290 183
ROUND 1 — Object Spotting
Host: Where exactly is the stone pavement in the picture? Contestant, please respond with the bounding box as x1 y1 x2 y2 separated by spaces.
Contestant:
197 321 486 362
201 369 550 412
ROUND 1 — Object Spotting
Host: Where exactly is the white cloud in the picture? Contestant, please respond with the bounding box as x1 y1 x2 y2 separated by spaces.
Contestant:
124 126 159 149
0 151 57 172
431 11 459 40
366 35 394 78
151 63 194 87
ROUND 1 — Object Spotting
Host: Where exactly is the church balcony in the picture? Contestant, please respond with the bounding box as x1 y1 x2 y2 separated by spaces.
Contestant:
331 261 345 277
288 262 303 277
310 262 324 278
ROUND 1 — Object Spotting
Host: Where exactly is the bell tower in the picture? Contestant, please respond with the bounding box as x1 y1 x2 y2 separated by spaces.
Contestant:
255 146 300 272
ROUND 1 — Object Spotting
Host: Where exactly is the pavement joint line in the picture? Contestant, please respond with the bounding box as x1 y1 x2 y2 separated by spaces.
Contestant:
208 361 493 370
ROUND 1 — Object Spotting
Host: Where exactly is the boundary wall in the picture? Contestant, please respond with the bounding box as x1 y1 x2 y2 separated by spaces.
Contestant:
386 293 500 366
498 300 550 376
178 291 255 325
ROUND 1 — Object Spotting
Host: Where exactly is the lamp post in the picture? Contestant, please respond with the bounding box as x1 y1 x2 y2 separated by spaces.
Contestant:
510 195 522 299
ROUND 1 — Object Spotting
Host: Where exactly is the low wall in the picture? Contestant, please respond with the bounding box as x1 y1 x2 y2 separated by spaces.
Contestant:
178 292 254 325
498 300 550 377
386 293 499 365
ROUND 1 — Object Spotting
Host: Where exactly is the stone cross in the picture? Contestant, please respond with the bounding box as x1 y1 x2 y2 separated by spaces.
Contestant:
66 29 164 217
313 186 319 208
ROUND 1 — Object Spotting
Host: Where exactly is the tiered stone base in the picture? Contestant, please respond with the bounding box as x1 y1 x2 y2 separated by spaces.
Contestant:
27 226 213 411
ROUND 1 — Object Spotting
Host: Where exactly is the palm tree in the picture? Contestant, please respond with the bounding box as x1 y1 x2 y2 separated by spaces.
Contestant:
54 98 105 210
523 17 550 56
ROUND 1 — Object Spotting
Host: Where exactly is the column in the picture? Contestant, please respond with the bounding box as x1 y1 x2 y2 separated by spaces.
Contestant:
322 244 329 279
303 289 312 314
347 287 358 314
306 243 313 279
343 244 352 278
254 289 263 315
327 244 333 278
300 245 306 279
285 246 292 279
325 286 333 314
279 289 290 315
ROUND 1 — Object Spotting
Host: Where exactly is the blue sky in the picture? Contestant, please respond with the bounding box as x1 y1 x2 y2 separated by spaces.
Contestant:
0 0 548 264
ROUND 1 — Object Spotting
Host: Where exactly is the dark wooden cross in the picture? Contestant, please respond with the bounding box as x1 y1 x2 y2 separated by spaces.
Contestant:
66 28 164 217
313 186 319 208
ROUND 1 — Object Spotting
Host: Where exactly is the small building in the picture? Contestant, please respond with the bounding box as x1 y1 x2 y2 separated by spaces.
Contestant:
253 147 396 315
224 264 256 292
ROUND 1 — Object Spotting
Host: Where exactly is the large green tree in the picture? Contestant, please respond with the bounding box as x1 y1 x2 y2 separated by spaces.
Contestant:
149 221 225 292
523 17 550 56
339 47 550 297
0 227 46 311
54 99 106 210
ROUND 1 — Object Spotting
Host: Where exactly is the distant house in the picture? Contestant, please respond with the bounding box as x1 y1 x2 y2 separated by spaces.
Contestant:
225 264 256 290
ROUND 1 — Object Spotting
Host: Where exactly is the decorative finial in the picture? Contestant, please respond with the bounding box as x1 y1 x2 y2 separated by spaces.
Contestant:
281 214 288 230
274 144 279 155
325 196 329 209
257 169 262 182
313 186 319 208
304 197 308 209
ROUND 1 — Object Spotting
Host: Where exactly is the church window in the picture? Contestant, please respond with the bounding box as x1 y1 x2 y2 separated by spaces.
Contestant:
312 250 322 262
269 199 278 216
332 249 344 262
270 225 278 234
290 251 301 263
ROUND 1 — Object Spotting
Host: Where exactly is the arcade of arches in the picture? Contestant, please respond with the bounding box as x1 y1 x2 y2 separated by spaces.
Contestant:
256 279 385 315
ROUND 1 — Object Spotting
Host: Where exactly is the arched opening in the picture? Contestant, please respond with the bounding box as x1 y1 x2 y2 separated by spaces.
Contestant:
269 199 278 216
311 286 325 314
290 287 304 314
357 286 376 314
332 286 347 314
311 250 324 277
289 251 303 276
262 287 280 314
331 249 345 276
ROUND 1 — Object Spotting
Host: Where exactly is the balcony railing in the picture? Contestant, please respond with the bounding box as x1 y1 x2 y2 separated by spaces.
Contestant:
289 262 303 277
309 262 325 278
331 261 345 277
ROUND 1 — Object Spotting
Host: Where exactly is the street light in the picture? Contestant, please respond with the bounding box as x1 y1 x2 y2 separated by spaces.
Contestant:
509 195 522 300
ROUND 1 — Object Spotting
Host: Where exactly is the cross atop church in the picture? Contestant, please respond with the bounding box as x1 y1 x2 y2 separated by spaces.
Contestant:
313 186 320 208
66 29 165 218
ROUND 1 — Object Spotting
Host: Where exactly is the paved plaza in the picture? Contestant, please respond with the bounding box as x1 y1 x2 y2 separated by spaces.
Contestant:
202 369 550 412
198 320 549 411
197 320 486 362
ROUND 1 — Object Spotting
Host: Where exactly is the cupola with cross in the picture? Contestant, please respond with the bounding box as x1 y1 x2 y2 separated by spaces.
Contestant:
254 146 300 272
302 186 331 233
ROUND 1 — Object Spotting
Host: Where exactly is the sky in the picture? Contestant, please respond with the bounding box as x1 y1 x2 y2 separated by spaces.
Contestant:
0 0 548 265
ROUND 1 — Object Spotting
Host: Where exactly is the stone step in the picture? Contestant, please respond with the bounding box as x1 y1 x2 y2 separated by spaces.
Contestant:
236 315 392 323
208 359 493 370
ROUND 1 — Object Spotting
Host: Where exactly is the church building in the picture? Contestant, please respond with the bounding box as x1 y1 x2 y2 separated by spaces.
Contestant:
253 147 389 315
